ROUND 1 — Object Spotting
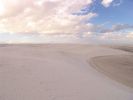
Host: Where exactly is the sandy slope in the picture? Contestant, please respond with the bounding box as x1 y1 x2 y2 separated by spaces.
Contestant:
0 44 133 100
90 54 133 88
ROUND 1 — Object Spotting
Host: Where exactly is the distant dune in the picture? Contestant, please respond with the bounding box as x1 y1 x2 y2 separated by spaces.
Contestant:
0 44 133 100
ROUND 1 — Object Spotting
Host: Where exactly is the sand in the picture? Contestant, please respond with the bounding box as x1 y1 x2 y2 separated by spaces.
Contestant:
90 54 133 88
0 44 133 100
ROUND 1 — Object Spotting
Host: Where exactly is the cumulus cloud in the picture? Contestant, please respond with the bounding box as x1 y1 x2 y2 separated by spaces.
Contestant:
0 0 33 17
101 0 114 7
88 23 133 41
99 24 133 33
0 0 97 36
99 32 125 40
98 31 133 43
0 0 132 43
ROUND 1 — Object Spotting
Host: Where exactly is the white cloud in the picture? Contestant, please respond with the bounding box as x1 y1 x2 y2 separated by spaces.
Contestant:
126 32 133 39
95 31 133 42
94 24 133 33
101 0 114 7
0 0 97 36
0 0 130 43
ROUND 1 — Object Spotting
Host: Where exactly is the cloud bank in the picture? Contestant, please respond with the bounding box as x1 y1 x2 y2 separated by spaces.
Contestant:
0 0 97 34
0 0 132 43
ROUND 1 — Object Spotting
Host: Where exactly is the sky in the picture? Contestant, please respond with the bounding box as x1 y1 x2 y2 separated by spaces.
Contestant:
0 0 132 43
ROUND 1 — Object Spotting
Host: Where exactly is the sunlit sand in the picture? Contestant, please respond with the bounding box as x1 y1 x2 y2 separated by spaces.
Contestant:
0 44 133 100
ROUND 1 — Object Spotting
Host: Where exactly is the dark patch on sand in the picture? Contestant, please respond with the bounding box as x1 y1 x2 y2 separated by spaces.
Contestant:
90 54 133 88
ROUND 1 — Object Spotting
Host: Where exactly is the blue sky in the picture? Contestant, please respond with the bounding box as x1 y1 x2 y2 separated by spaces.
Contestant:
91 0 133 26
0 0 132 43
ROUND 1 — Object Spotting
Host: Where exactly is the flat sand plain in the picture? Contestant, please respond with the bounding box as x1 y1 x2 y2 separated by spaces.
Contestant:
0 44 133 100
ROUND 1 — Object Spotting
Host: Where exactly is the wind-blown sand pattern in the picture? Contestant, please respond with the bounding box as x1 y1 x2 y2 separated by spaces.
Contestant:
0 44 133 100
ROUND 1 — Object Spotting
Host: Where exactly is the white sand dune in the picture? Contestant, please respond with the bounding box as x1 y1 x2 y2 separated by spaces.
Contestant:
90 54 133 88
0 44 133 100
